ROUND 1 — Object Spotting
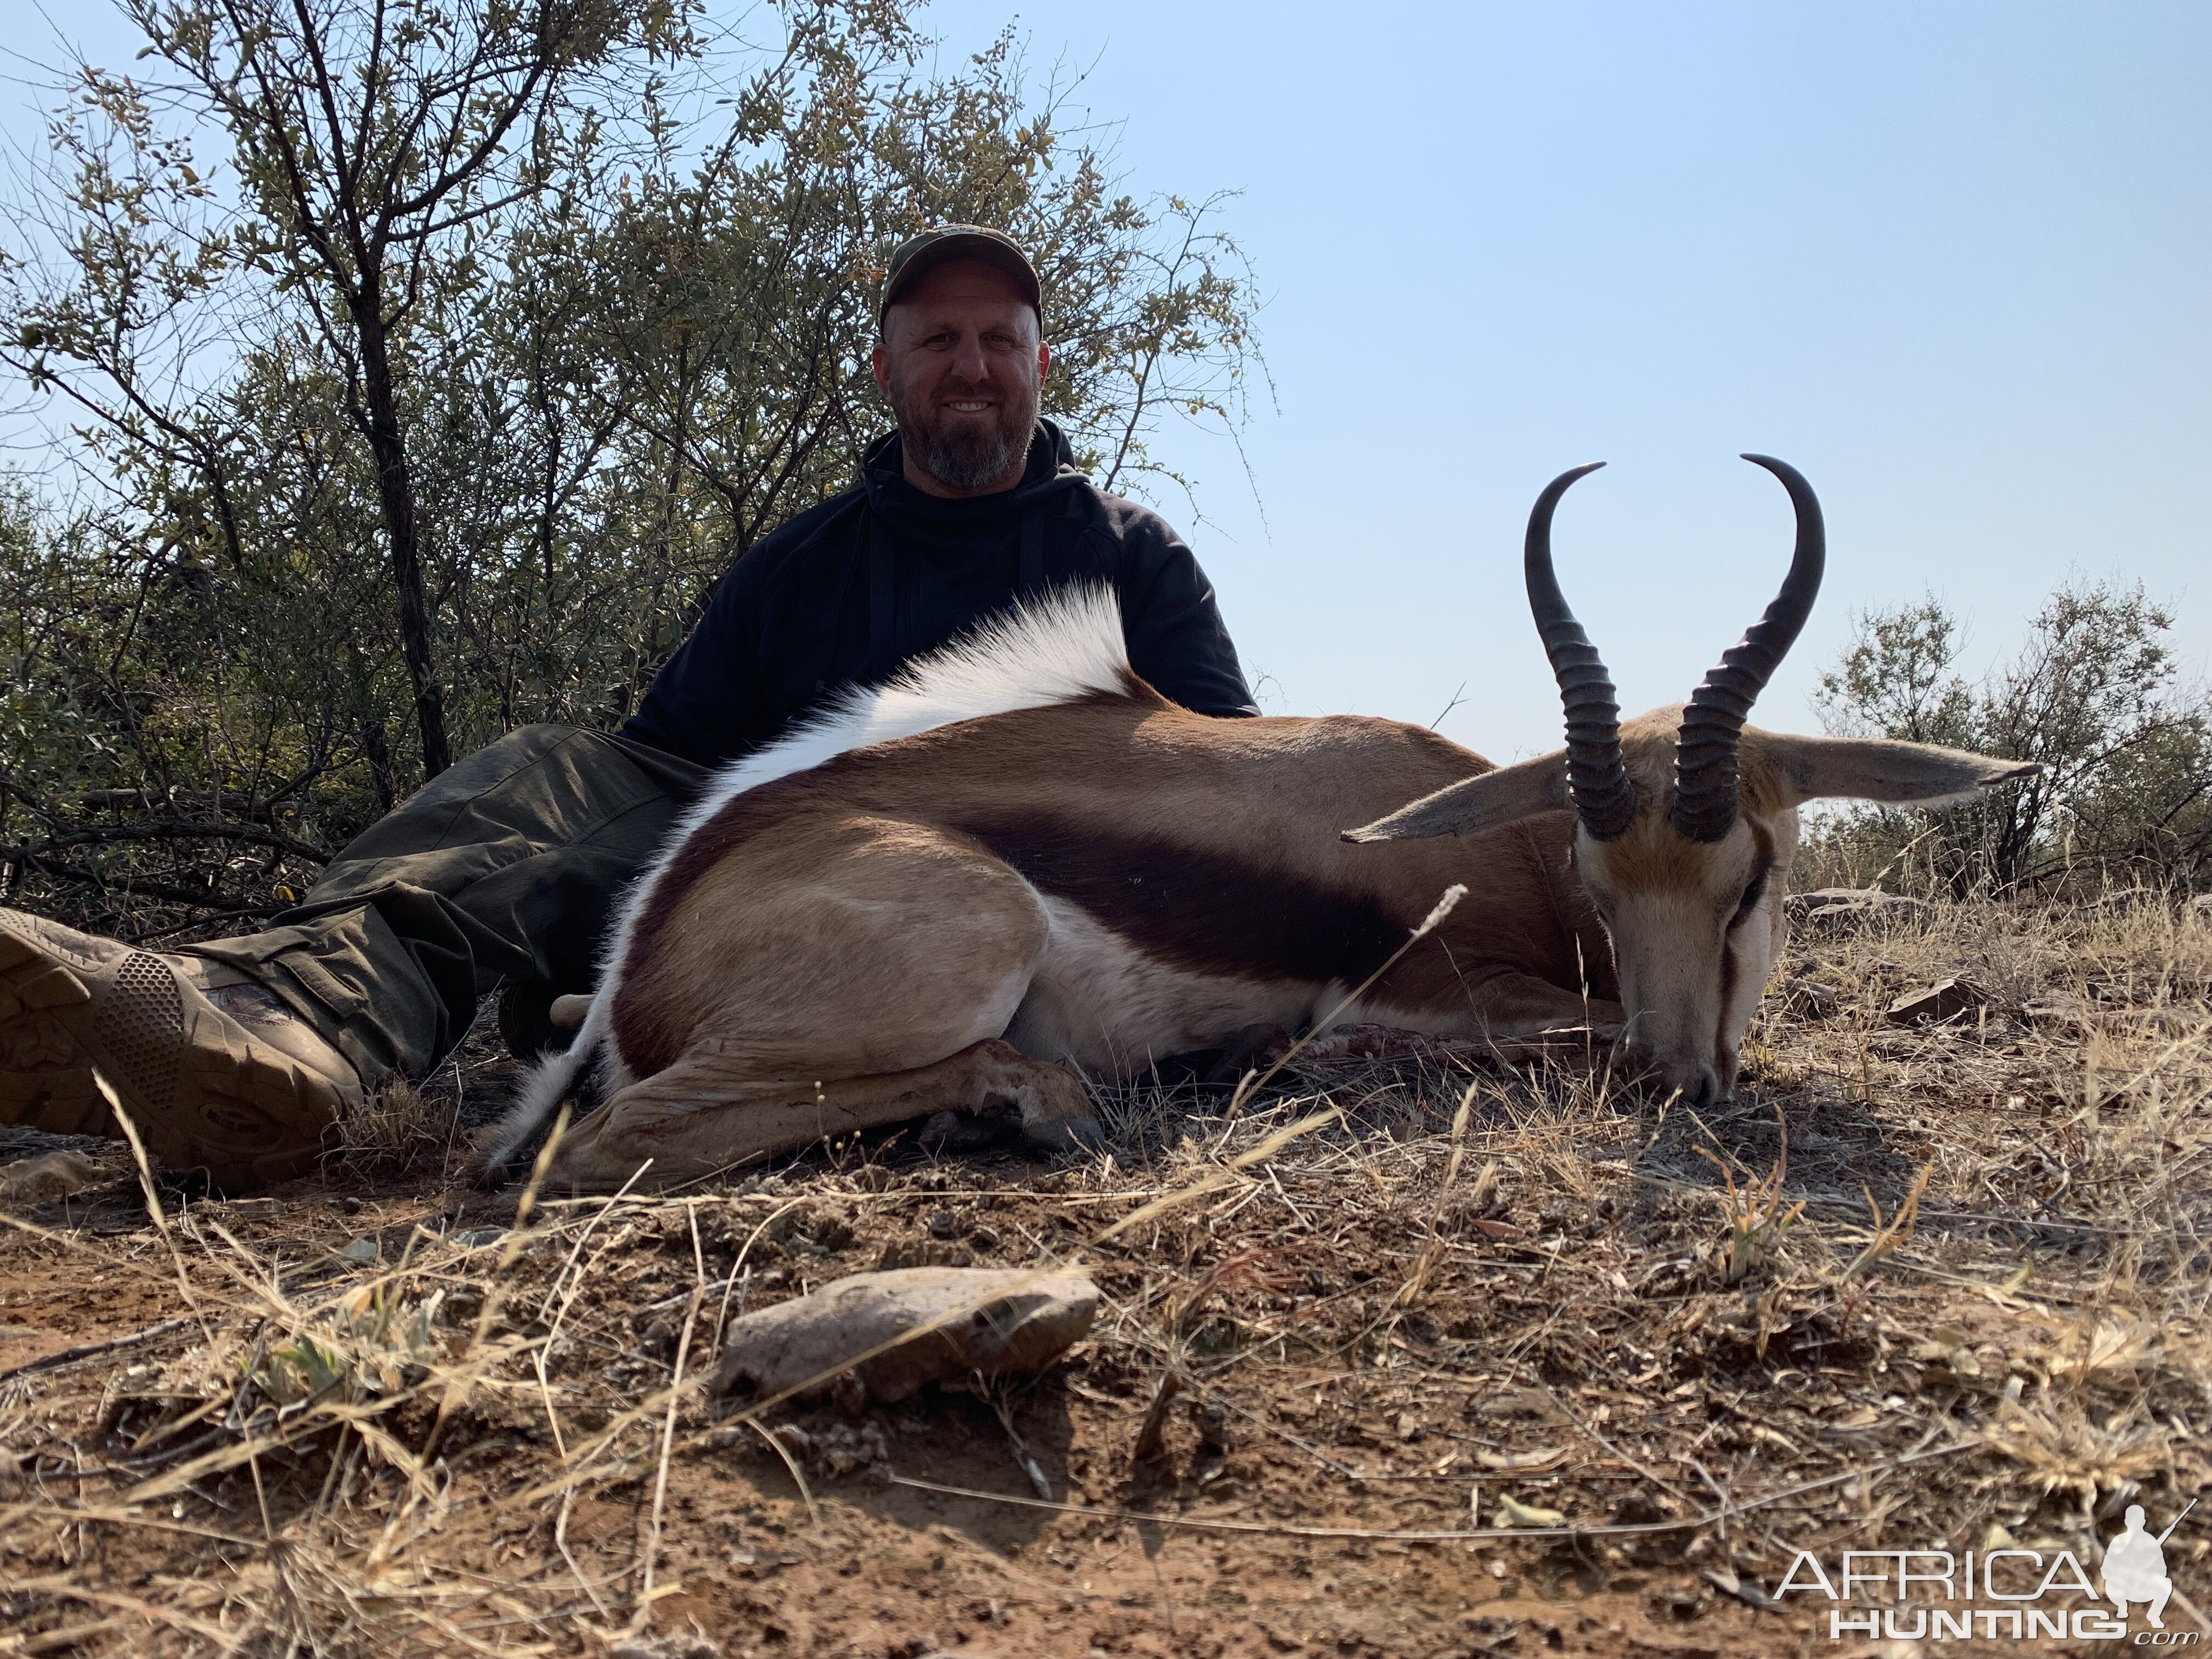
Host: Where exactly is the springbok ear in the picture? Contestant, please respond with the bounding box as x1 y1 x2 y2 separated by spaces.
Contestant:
1762 735 2039 808
1343 753 1570 843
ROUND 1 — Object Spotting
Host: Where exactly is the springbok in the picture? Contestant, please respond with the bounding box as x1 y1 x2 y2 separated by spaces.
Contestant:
482 457 2031 1190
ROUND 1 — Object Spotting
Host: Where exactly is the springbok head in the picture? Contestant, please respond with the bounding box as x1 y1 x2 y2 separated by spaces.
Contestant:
1348 456 2035 1107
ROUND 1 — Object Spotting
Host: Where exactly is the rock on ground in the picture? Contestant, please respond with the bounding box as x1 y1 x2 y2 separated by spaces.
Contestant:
710 1266 1098 1405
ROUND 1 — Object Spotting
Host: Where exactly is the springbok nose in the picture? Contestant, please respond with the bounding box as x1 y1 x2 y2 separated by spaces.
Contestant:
1664 1065 1721 1108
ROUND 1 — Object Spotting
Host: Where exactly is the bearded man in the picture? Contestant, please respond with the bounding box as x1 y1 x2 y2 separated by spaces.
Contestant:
0 226 1256 1191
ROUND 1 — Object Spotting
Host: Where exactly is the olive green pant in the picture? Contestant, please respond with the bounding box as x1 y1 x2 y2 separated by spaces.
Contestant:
185 726 707 1086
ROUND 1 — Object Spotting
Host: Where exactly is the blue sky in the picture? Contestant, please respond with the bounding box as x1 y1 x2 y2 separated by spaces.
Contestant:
7 2 2207 759
920 0 2211 757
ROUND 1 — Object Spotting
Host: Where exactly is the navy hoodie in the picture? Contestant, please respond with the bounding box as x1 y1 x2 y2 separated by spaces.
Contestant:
620 420 1258 768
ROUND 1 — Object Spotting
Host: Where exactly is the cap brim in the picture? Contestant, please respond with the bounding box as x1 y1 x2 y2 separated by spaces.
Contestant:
880 234 1042 320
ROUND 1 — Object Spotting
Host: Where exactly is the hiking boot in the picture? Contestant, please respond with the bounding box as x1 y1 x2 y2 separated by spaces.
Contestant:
0 908 360 1190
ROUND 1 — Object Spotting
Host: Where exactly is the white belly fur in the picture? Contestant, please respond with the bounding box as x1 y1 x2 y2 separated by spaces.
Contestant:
1005 896 1317 1079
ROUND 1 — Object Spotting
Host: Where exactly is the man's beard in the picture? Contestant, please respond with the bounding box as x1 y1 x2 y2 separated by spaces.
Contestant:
919 422 1028 492
892 374 1039 492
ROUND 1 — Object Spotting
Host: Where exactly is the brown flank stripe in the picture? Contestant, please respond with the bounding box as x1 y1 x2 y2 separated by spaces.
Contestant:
958 813 1409 986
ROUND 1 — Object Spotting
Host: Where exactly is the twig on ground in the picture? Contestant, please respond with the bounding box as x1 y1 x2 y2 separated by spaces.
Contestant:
0 1317 199 1385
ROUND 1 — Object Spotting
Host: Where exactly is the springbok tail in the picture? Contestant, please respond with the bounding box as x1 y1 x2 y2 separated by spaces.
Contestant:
472 996 608 1182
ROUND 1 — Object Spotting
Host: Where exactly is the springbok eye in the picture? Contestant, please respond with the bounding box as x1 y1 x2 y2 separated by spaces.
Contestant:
1729 864 1771 930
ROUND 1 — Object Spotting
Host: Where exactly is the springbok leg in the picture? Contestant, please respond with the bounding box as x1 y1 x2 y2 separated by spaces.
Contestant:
542 1037 1097 1191
1459 974 1626 1042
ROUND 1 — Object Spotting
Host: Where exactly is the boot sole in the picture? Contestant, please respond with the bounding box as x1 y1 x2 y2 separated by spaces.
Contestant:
0 916 341 1190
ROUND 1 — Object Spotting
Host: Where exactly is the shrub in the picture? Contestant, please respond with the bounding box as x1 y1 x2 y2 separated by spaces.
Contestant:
1808 582 2212 896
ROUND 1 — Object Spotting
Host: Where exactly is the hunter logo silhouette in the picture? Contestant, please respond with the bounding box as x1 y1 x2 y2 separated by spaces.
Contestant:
2106 1498 2196 1629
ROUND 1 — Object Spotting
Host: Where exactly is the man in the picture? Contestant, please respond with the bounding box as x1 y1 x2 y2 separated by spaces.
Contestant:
0 226 1256 1192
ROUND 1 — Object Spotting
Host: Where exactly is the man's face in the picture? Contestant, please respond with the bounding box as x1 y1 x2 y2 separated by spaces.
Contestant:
871 259 1048 495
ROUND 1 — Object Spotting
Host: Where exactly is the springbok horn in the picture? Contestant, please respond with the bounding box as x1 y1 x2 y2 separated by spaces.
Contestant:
1526 462 1637 842
1669 454 1826 843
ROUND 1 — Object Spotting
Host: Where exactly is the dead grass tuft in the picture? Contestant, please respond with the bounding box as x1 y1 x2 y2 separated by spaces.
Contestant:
328 1078 461 1179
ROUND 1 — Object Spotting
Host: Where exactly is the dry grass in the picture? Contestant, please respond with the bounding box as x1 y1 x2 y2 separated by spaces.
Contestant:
327 1080 464 1181
0 890 2207 1656
321 1002 498 1183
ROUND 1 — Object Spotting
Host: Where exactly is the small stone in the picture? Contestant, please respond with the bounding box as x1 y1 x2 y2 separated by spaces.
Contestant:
926 1209 961 1239
1886 977 1988 1026
338 1237 380 1263
712 1267 1099 1404
1780 978 1838 1020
